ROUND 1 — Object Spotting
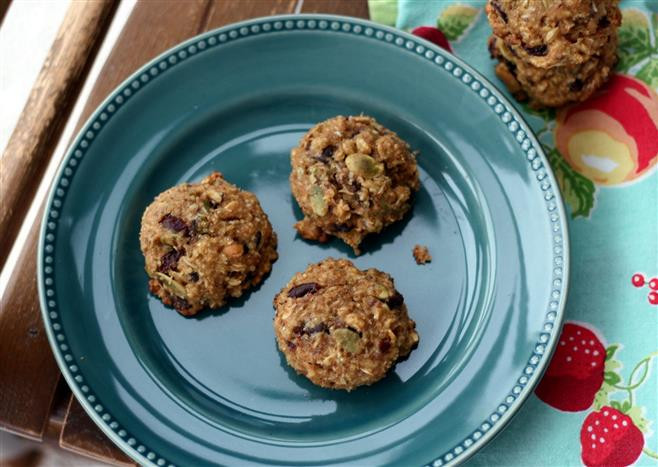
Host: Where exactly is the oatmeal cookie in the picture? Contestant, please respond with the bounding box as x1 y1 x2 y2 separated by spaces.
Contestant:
486 0 621 68
273 258 419 390
489 33 617 108
290 116 419 254
140 172 277 316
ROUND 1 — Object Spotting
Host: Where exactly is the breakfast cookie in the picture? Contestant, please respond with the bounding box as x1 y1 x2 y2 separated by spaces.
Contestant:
273 258 419 390
486 0 621 68
140 172 277 316
489 33 617 108
290 116 419 254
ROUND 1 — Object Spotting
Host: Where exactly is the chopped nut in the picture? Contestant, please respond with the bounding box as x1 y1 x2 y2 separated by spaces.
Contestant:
374 284 391 300
355 136 371 154
222 243 244 257
227 277 243 286
207 189 224 205
310 136 329 152
341 139 357 155
545 27 559 43
413 244 432 265
159 233 178 246
223 200 240 213
410 331 420 345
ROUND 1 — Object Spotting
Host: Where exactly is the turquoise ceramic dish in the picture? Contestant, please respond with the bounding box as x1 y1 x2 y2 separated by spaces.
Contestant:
38 14 569 466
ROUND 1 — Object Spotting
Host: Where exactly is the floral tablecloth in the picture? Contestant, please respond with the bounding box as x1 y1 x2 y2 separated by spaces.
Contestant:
368 0 658 465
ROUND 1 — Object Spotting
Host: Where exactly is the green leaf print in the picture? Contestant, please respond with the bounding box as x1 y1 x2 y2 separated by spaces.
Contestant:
547 148 596 218
627 406 652 434
369 0 398 27
621 400 631 413
617 9 653 72
605 357 622 374
437 5 479 41
636 59 658 88
604 371 622 385
593 382 615 410
606 345 619 361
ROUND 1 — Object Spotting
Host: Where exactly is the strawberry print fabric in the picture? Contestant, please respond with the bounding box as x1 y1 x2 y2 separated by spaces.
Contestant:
368 0 657 465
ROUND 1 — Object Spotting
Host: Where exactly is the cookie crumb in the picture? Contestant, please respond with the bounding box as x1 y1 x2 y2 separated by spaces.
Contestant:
413 245 432 265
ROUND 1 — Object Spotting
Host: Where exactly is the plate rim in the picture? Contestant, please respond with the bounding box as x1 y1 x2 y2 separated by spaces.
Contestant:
37 13 570 466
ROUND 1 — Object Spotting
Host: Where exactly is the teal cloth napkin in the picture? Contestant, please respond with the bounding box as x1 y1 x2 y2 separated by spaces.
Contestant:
368 0 658 465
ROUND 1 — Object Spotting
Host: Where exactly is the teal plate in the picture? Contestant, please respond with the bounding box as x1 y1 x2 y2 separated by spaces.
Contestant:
38 15 569 466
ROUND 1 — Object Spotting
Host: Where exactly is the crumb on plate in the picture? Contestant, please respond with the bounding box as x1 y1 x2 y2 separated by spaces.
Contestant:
413 245 432 265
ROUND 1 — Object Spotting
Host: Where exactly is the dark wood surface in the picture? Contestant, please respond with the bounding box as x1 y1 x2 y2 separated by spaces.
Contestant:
301 0 369 16
0 222 61 441
0 0 369 463
60 398 134 466
0 0 11 27
0 0 118 270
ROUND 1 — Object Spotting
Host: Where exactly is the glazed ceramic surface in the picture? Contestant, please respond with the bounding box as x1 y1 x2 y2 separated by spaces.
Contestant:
38 15 569 466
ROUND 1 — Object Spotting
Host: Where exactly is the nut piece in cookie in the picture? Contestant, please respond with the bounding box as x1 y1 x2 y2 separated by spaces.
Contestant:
413 245 432 265
290 116 420 254
140 172 278 315
273 258 419 391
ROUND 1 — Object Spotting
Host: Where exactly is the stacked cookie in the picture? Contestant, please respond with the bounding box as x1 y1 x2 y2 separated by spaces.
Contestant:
486 0 621 108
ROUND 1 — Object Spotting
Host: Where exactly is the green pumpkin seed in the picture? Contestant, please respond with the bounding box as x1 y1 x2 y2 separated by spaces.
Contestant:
345 153 384 178
375 284 392 300
310 185 327 216
159 234 178 246
333 328 361 354
155 272 186 298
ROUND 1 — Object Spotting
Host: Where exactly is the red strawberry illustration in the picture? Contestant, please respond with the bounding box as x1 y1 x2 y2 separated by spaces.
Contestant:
580 407 644 466
535 322 605 411
632 273 645 287
411 26 453 52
